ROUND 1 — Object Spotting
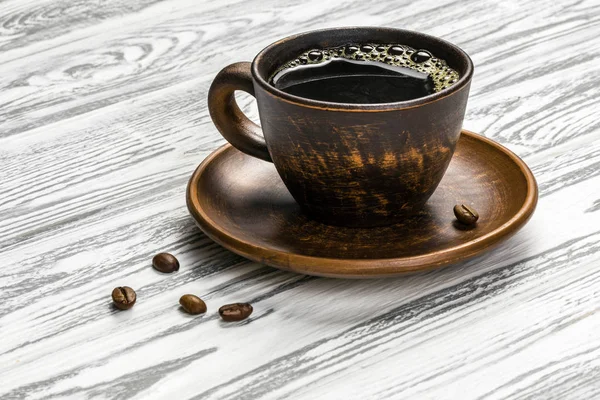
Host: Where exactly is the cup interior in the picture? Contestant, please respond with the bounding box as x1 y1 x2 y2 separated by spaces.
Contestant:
252 27 473 109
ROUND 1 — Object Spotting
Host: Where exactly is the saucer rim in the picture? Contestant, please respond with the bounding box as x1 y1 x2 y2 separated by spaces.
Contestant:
186 130 538 278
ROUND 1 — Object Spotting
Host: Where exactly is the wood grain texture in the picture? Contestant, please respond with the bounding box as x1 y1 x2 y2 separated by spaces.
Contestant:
0 0 599 398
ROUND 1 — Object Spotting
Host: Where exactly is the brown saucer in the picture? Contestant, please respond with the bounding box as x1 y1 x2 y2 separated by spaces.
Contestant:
187 130 538 278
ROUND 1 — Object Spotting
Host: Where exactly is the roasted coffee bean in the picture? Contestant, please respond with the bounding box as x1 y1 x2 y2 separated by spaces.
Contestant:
179 294 207 315
152 253 179 273
112 286 136 310
453 204 479 225
219 303 253 322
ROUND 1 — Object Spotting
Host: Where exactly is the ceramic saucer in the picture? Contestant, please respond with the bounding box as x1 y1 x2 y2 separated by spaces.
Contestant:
187 130 537 278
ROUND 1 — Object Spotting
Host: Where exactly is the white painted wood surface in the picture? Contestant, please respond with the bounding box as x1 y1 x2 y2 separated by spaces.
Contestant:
1 0 599 398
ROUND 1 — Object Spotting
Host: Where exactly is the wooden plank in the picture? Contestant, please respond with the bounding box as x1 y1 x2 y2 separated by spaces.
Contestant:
1 0 600 398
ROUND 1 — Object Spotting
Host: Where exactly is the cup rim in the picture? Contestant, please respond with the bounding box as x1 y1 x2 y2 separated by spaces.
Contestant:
252 26 474 111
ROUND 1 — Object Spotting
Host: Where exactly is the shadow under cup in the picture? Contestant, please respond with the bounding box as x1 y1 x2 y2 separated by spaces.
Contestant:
208 27 474 227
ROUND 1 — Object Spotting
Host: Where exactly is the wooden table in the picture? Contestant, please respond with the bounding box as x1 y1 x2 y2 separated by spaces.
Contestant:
1 0 599 398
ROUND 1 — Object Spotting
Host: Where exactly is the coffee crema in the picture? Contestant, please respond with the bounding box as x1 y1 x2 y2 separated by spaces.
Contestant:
270 43 460 104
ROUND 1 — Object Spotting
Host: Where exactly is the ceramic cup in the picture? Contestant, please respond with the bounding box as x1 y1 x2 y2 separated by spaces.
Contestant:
208 27 473 227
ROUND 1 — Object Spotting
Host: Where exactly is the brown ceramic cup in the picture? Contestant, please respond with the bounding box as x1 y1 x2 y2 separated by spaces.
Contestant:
208 27 473 227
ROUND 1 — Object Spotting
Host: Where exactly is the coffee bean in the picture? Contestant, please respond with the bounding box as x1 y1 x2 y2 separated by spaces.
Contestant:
152 253 179 273
112 286 136 310
219 303 253 322
453 204 479 225
179 294 207 315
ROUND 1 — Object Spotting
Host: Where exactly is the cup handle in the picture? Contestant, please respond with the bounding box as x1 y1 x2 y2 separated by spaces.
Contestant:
208 62 272 162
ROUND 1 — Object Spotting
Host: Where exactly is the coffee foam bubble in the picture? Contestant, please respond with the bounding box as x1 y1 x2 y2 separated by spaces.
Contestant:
275 43 460 92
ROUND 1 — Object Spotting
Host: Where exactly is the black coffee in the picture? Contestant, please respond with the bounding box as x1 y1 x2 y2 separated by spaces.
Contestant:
270 44 459 104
